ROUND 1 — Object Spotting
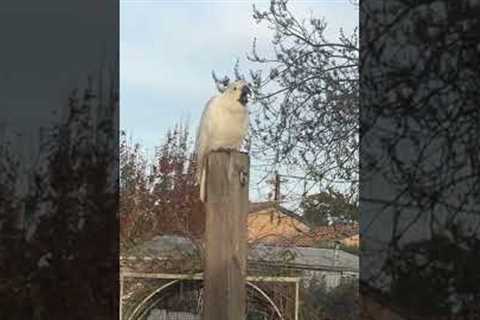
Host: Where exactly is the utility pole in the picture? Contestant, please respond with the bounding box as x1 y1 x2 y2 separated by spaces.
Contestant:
273 171 280 201
267 171 283 202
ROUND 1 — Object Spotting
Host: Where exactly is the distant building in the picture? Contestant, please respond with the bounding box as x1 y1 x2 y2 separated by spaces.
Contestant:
340 234 359 247
247 201 310 244
250 243 358 289
122 233 358 290
248 201 359 248
120 201 360 319
246 201 359 288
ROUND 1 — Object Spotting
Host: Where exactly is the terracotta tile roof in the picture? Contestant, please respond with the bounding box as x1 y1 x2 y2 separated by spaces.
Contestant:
248 201 277 213
290 224 358 247
249 224 359 248
310 223 359 240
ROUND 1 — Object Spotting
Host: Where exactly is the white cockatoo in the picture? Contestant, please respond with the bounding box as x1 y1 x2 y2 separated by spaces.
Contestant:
195 80 252 202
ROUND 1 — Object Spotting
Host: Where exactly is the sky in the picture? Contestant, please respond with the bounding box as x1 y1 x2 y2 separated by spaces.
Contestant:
120 0 358 148
0 1 117 195
120 0 358 201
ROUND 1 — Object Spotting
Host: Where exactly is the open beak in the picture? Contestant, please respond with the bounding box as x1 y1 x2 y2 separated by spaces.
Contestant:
239 85 252 105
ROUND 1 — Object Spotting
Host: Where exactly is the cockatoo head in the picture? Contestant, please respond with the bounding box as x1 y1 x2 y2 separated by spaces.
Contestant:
224 80 252 106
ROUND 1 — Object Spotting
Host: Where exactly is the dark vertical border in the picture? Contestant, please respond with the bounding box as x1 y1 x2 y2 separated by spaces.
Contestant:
360 1 480 319
0 1 119 319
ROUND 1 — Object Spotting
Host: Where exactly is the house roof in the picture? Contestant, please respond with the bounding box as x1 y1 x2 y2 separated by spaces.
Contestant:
123 203 358 256
249 200 358 246
251 244 358 272
123 235 359 273
248 201 308 225
124 234 199 258
286 224 358 247
311 223 359 240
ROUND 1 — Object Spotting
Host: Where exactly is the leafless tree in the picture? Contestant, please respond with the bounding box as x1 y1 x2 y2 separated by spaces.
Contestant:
120 124 205 256
246 0 359 202
361 0 480 317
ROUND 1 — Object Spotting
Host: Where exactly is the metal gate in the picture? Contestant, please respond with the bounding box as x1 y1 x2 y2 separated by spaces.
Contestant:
121 272 300 320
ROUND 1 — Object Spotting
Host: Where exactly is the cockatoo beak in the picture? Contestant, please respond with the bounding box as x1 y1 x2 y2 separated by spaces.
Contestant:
239 85 252 105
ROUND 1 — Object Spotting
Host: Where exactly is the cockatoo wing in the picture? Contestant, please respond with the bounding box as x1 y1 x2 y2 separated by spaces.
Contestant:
195 96 217 201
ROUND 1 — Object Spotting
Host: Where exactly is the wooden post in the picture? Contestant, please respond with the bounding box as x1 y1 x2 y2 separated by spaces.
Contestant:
203 151 249 320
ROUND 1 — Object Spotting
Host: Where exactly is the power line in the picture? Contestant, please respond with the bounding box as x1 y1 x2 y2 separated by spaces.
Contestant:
277 173 318 182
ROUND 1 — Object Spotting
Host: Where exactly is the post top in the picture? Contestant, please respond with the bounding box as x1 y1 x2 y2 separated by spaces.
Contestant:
209 149 249 156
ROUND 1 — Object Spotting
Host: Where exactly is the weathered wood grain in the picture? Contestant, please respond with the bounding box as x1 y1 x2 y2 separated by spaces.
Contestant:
203 151 249 320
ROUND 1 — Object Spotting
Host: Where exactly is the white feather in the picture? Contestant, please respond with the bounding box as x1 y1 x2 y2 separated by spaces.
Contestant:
195 80 250 202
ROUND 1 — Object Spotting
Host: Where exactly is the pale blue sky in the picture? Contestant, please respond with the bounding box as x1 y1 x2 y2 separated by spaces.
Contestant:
120 0 357 148
120 0 358 201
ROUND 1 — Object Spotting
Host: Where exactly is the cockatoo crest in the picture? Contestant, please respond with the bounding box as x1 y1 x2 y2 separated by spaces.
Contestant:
195 80 251 202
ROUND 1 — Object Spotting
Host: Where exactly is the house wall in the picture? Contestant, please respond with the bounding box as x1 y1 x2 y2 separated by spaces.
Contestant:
146 309 200 320
247 209 310 243
303 270 359 290
340 234 359 247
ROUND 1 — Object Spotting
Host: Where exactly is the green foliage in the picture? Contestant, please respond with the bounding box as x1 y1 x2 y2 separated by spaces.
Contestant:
28 79 118 319
301 191 358 226
301 277 359 320
0 136 30 318
0 139 21 232
0 75 119 319
386 223 480 317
